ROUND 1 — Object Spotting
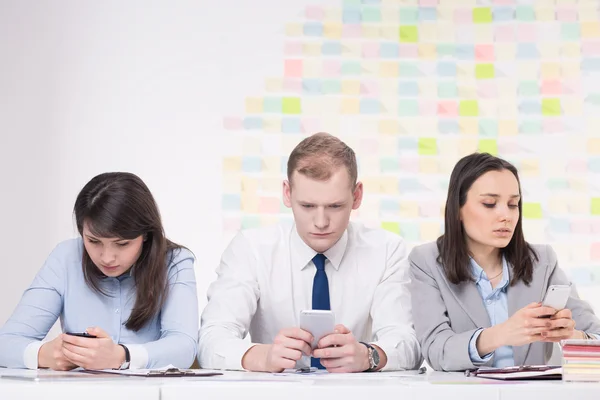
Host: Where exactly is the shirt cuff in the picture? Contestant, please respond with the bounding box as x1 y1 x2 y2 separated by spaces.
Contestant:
212 340 257 371
124 344 148 369
468 329 493 365
23 341 43 370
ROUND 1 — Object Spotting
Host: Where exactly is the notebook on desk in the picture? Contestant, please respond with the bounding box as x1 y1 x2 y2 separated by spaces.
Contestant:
465 365 562 381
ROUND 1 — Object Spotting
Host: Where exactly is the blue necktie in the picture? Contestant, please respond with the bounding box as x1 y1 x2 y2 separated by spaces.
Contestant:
311 253 329 369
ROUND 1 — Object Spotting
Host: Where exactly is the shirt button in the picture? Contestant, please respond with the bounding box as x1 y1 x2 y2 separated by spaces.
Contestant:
486 300 493 305
115 308 120 313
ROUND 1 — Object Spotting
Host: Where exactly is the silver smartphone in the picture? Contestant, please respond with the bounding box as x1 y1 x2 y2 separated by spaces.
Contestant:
541 284 571 312
299 310 335 349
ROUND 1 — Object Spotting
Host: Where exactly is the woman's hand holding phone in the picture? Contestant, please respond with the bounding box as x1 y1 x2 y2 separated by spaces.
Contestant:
61 326 125 370
38 335 78 371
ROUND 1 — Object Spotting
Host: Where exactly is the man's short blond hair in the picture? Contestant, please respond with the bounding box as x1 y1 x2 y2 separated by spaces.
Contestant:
287 132 357 187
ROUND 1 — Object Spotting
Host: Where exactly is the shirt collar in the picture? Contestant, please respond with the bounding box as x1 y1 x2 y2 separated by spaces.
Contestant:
470 255 510 291
291 224 348 271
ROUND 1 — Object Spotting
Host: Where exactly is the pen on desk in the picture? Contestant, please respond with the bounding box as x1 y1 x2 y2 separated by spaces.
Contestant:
418 366 427 374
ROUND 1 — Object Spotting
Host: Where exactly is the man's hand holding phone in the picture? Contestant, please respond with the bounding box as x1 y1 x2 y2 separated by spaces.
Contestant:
241 327 313 373
313 324 372 373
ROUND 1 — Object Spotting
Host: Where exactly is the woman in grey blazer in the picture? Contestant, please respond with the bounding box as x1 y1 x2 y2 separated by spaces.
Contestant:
410 153 600 372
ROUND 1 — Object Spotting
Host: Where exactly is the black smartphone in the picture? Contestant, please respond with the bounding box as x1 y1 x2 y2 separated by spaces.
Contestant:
65 332 97 338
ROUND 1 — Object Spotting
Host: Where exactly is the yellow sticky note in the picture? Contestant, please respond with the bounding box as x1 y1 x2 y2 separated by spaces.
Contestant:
522 203 543 219
437 8 454 22
535 7 554 21
241 194 259 213
340 98 360 114
460 100 479 116
381 222 401 235
459 138 478 155
361 61 379 76
548 197 568 214
518 62 539 79
419 158 439 173
520 159 540 177
285 23 303 36
420 222 441 241
242 137 261 154
261 177 282 193
362 177 382 194
342 43 362 57
341 80 361 95
323 22 342 39
588 138 600 154
241 176 259 193
381 177 399 194
262 157 280 175
223 157 242 172
418 43 436 59
381 8 400 23
302 60 322 77
458 84 477 98
497 100 518 118
259 215 280 226
498 120 518 136
303 43 321 56
478 139 498 155
561 62 581 78
478 100 497 117
379 137 398 156
223 174 241 192
538 43 560 59
265 78 283 92
569 178 588 192
579 6 598 22
473 25 494 42
418 138 438 155
541 63 560 79
323 7 342 21
497 81 517 98
245 97 263 114
378 119 400 134
592 198 600 216
419 23 437 42
379 61 399 77
263 117 282 133
380 98 398 115
459 118 479 135
380 25 398 40
495 44 516 61
582 22 600 38
419 81 437 97
362 24 380 39
562 98 583 116
457 65 474 79
561 43 581 58
569 196 589 214
400 201 420 218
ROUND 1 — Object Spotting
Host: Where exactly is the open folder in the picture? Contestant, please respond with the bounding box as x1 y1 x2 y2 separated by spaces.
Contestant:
83 367 223 377
465 365 562 381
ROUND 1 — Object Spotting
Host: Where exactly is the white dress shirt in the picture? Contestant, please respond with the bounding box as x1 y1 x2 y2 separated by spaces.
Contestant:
198 221 422 371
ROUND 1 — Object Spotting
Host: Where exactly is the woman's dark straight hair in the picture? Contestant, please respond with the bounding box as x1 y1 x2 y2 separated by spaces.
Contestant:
436 153 538 286
74 172 181 331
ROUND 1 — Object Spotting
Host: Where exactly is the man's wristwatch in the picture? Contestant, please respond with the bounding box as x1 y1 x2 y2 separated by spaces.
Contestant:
360 342 380 372
117 344 130 370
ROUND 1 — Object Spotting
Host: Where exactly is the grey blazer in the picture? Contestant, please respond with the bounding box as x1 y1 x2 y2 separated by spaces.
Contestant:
409 241 600 372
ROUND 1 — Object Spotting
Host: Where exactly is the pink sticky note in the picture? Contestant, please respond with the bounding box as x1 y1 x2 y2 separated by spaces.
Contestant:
360 138 379 153
305 5 324 20
556 8 577 22
323 60 341 77
223 117 243 130
301 118 320 134
420 100 437 116
518 25 536 42
477 82 497 98
362 43 380 58
562 79 582 95
259 197 280 214
343 24 362 38
566 160 588 174
399 158 420 173
284 60 303 78
454 9 472 24
593 222 600 234
495 26 515 42
419 0 438 6
361 81 380 96
284 42 303 56
437 101 459 117
571 221 592 235
542 119 564 134
399 45 418 58
223 217 242 232
475 45 495 62
582 41 600 56
541 80 562 96
591 242 600 260
283 79 302 92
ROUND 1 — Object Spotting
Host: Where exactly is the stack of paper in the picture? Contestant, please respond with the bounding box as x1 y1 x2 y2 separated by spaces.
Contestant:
561 339 600 382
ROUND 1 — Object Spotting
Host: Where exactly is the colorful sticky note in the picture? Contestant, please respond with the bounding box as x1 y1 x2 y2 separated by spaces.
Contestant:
523 203 543 219
399 26 418 43
282 97 301 114
418 138 437 155
459 100 479 116
478 139 498 155
592 198 600 215
473 8 492 23
475 64 495 79
381 222 401 235
542 98 561 116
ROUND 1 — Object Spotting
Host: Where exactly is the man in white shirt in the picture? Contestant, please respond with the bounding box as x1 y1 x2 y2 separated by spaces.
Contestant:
199 132 422 372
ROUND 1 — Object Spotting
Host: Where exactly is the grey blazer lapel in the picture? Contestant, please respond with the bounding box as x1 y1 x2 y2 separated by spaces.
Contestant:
446 279 491 329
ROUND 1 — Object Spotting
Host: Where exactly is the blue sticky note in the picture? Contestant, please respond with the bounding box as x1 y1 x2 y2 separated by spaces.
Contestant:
222 194 241 210
399 178 422 192
419 8 437 21
398 137 418 152
493 7 514 22
400 222 420 241
380 199 398 212
438 82 458 98
548 218 571 234
322 42 342 55
519 119 542 134
303 22 323 36
361 0 380 4
341 61 361 75
360 98 380 114
546 179 569 190
398 62 421 77
263 97 282 113
589 157 600 173
438 119 460 134
242 156 262 172
455 45 474 60
281 156 289 174
398 100 419 116
380 157 399 173
516 43 539 59
398 81 419 96
243 117 263 130
342 8 361 23
322 80 341 94
518 100 541 115
582 58 600 72
479 119 498 137
282 118 302 133
437 44 454 58
380 43 399 58
518 81 539 97
242 216 261 229
437 62 457 77
302 79 321 94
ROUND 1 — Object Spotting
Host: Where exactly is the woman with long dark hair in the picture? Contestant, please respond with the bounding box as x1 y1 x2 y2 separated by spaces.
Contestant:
0 172 198 370
410 153 600 371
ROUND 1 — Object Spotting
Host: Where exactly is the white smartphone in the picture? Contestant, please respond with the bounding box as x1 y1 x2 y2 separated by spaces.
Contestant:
541 284 571 312
299 310 335 349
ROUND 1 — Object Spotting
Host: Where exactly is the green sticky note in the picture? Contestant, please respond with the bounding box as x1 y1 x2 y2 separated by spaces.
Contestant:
341 61 361 75
592 198 600 215
343 0 361 5
437 44 454 58
381 221 401 234
282 97 301 114
399 62 420 77
380 158 399 173
516 6 536 22
418 138 438 155
473 8 493 23
519 81 539 97
241 216 261 228
542 98 561 116
523 203 543 219
400 222 420 241
399 8 418 23
398 100 419 116
562 23 581 40
479 119 498 137
459 100 479 116
478 139 498 155
399 26 418 43
322 80 341 94
475 64 495 79
263 97 282 113
362 8 381 22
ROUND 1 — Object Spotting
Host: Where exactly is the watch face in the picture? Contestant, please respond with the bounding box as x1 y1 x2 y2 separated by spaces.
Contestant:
372 348 380 366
